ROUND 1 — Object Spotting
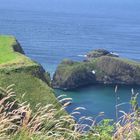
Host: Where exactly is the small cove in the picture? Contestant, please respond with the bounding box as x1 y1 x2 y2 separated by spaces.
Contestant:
55 85 140 121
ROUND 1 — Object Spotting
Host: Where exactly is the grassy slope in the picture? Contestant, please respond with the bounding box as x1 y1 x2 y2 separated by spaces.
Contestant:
0 35 59 109
0 73 58 110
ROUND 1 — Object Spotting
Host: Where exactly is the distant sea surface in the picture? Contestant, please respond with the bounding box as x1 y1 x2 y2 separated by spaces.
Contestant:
0 9 140 120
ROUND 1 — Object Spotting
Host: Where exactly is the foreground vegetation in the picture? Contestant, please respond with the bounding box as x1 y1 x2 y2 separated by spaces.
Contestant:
0 85 140 140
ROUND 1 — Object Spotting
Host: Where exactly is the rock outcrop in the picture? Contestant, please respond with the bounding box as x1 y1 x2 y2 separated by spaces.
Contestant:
86 49 119 60
52 50 140 90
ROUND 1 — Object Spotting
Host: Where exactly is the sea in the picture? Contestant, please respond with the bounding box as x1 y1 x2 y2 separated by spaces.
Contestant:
0 1 140 121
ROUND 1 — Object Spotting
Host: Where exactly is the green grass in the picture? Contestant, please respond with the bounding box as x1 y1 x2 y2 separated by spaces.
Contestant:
0 73 59 110
0 35 18 64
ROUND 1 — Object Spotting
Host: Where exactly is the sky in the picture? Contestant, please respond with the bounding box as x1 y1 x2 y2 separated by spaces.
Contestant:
0 0 139 15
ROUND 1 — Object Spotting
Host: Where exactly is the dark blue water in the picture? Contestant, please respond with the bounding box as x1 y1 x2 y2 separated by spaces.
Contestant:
0 1 140 120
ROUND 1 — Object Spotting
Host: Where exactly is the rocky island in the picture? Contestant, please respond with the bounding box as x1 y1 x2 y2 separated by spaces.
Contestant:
52 49 140 90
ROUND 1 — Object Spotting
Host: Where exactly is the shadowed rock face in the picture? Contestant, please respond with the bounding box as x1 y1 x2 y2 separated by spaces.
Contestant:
94 56 140 85
12 40 25 54
52 50 140 90
52 60 96 90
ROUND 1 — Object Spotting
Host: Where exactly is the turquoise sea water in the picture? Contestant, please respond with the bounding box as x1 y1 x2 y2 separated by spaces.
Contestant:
56 85 140 120
0 3 140 120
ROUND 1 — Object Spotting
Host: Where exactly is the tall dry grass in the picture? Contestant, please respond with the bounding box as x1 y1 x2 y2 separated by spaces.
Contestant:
113 90 140 140
0 85 140 140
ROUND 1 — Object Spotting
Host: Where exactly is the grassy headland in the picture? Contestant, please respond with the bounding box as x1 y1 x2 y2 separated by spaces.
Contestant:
0 35 59 109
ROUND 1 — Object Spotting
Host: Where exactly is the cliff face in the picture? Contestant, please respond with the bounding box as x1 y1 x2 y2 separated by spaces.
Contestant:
93 56 140 85
52 50 140 90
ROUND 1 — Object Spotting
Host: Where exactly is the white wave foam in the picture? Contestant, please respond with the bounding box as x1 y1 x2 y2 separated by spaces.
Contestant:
77 54 87 57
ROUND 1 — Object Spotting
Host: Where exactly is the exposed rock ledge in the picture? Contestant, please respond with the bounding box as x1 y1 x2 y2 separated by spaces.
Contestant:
52 49 140 90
